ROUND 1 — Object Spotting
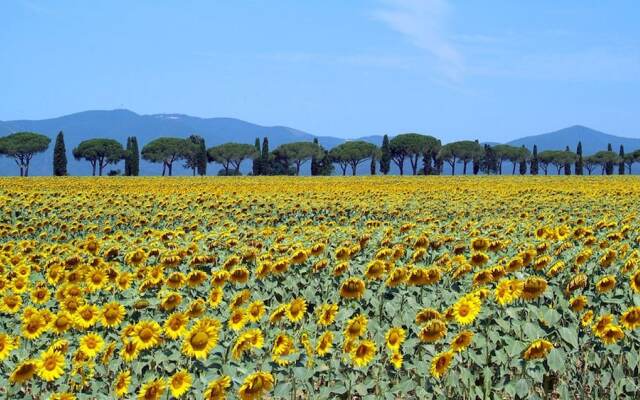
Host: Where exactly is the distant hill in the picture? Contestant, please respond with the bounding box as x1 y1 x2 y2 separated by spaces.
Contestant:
1 111 638 176
0 109 384 176
508 125 640 155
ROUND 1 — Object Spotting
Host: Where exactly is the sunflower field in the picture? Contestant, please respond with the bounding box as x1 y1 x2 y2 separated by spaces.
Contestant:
1 176 640 400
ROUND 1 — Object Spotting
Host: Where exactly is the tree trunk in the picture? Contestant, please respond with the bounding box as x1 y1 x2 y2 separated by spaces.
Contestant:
463 161 468 175
168 162 173 176
92 162 97 176
162 163 166 176
512 162 516 175
410 155 418 175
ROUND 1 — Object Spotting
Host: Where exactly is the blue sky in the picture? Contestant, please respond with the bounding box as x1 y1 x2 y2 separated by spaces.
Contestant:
1 0 639 142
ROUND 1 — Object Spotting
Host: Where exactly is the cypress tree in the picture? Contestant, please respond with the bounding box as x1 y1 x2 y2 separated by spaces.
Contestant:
125 136 140 176
370 154 376 175
311 138 320 176
619 145 625 175
252 137 261 175
530 145 539 175
472 139 481 175
261 137 270 175
196 137 207 176
379 135 391 175
53 131 68 176
606 143 614 175
575 141 583 175
519 146 527 175
564 146 571 175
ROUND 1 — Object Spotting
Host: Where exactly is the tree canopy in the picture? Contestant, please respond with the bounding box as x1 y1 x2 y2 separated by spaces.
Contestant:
73 138 125 176
389 133 441 175
207 142 259 175
272 142 323 175
0 132 51 176
438 140 484 175
329 141 378 175
141 137 191 176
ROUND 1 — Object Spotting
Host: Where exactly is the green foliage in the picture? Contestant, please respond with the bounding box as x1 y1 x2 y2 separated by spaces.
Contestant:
53 131 68 176
530 145 539 175
380 134 391 175
590 151 620 175
273 141 323 175
253 138 262 175
183 135 207 176
329 141 378 176
0 131 50 176
141 137 191 176
390 133 441 175
438 140 484 175
207 142 259 175
73 138 126 176
124 136 140 176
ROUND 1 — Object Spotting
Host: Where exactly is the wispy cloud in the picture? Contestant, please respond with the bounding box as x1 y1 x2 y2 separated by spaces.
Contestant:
372 0 463 81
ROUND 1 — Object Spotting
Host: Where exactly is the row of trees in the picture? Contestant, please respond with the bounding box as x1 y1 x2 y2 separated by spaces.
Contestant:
1 131 639 176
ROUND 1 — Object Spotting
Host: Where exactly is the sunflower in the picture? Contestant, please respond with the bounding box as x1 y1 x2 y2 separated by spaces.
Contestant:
182 319 221 359
350 340 376 367
242 300 263 322
203 375 232 400
9 360 37 384
316 331 333 356
229 267 250 284
523 339 553 360
1 293 22 313
22 311 47 340
630 270 640 293
232 328 264 360
385 267 407 287
581 310 594 327
272 332 296 365
169 370 192 398
390 351 403 369
419 319 447 343
316 303 338 326
101 302 126 328
592 314 614 337
385 327 406 351
0 333 17 360
37 349 65 381
364 260 386 280
621 306 640 330
228 308 248 331
595 275 616 293
138 378 166 400
160 292 183 312
115 370 131 397
268 304 288 324
415 308 442 325
237 371 275 400
495 279 523 306
74 304 100 329
120 340 140 362
569 295 588 312
186 270 208 288
521 277 548 301
286 298 307 323
164 312 189 339
30 285 50 304
344 314 368 339
451 330 474 352
452 294 481 325
599 324 625 345
79 333 105 358
339 277 366 299
208 287 224 308
430 351 454 379
133 320 162 350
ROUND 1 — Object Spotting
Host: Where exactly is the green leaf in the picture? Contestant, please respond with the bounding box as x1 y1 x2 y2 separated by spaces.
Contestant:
515 378 530 398
559 327 579 348
547 349 566 373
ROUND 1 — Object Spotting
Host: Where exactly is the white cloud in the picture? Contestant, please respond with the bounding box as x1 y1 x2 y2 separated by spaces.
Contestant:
373 0 463 81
